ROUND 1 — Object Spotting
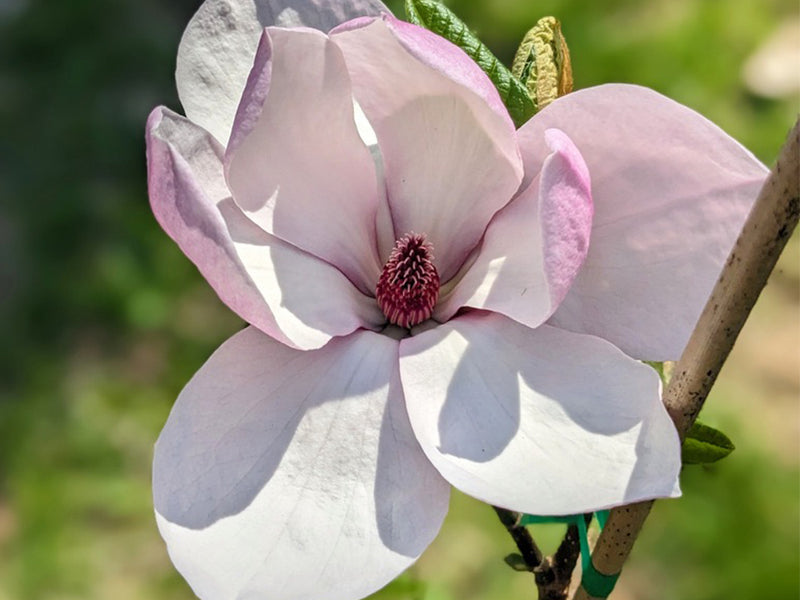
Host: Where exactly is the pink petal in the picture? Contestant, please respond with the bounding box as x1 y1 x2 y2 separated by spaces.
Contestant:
399 312 681 515
225 27 383 293
332 17 523 281
176 0 391 144
519 84 768 360
147 107 383 350
154 326 450 600
378 16 514 129
436 129 592 326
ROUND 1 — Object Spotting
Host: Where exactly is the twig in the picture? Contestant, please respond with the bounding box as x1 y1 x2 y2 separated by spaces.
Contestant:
533 515 591 600
494 506 589 600
572 118 800 600
493 506 543 569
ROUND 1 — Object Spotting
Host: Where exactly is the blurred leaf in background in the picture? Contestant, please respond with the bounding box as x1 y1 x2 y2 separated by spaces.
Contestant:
0 1 797 599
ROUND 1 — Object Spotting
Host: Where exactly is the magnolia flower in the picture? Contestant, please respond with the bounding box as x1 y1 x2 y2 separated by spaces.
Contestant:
145 1 767 598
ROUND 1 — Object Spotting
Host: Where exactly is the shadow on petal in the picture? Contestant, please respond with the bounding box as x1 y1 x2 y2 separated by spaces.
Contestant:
153 329 393 530
436 336 521 462
154 328 454 600
435 312 644 466
401 312 680 514
374 371 451 556
256 0 389 32
623 390 682 503
218 197 385 347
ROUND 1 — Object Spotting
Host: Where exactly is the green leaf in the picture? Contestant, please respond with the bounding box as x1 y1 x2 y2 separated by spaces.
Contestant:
682 421 736 465
404 0 536 127
503 553 532 572
644 360 665 381
644 360 675 385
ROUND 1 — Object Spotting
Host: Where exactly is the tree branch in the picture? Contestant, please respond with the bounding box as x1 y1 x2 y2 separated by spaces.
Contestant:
493 506 543 569
494 507 590 600
572 118 800 600
533 514 592 600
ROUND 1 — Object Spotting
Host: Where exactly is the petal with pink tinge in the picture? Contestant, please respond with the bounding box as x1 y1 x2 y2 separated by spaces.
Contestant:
333 17 523 281
519 84 768 360
155 326 449 600
147 106 383 350
436 129 592 328
226 28 383 293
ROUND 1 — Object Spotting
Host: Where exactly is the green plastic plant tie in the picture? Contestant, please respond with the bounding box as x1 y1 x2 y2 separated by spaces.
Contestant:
577 511 589 570
579 509 619 598
596 509 610 529
518 511 619 596
518 514 576 525
581 562 620 598
520 510 619 598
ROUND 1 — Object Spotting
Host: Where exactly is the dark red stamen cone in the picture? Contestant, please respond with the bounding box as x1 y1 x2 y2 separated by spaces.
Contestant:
376 233 440 329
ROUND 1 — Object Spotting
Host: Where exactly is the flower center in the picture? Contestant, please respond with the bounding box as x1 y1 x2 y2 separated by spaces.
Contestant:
376 233 440 329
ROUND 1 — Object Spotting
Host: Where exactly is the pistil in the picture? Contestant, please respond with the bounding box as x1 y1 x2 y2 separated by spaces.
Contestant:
375 233 440 329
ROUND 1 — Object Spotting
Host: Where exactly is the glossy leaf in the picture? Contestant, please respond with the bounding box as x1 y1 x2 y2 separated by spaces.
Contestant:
404 0 536 127
682 421 736 465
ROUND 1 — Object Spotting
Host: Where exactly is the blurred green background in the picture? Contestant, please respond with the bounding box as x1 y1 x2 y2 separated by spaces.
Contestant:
0 0 797 598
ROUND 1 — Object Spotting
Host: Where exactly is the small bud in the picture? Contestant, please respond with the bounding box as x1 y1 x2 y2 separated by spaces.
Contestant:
512 16 574 110
503 553 532 572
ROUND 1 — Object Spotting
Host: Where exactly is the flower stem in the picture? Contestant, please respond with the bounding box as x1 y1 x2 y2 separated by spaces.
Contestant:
533 515 591 600
492 506 543 569
493 507 591 599
572 118 800 600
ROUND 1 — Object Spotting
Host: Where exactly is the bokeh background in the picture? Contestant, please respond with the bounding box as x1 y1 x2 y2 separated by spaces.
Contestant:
1 0 798 598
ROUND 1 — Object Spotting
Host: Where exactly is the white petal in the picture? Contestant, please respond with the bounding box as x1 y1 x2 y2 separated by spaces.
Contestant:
399 312 681 515
519 84 768 360
154 327 450 600
176 0 391 144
